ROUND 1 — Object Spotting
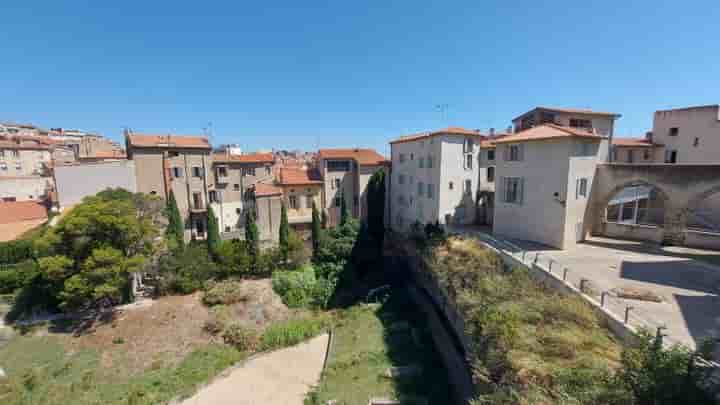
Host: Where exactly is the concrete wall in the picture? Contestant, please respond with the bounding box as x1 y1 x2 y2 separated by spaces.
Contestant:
600 222 664 243
652 105 720 164
55 161 137 208
684 230 720 250
0 177 52 202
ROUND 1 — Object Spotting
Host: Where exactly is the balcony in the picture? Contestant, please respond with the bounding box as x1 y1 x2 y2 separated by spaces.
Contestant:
216 166 229 184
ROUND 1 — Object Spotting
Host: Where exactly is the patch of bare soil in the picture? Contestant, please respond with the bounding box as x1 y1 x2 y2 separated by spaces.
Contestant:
62 293 214 374
210 279 292 331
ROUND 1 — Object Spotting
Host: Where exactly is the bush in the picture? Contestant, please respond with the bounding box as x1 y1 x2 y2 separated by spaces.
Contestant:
156 244 219 295
202 280 249 306
0 239 34 264
258 316 327 351
222 323 260 351
272 265 330 308
0 260 39 294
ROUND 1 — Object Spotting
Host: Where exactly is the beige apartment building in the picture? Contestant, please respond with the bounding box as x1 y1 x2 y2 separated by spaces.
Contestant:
651 105 720 164
610 137 659 163
277 167 323 232
512 106 620 137
317 148 386 226
493 124 609 249
0 136 52 177
126 132 212 241
209 152 275 235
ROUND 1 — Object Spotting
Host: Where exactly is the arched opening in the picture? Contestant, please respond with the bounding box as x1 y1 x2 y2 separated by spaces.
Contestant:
687 189 720 233
605 183 665 227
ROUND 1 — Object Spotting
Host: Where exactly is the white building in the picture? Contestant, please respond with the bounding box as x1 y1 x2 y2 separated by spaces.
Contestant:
651 105 720 164
493 124 609 249
388 127 485 231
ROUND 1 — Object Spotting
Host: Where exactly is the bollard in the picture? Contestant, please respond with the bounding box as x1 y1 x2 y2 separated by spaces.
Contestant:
534 252 540 264
601 291 607 307
563 267 569 281
624 306 634 324
548 260 553 273
579 279 586 293
522 251 526 262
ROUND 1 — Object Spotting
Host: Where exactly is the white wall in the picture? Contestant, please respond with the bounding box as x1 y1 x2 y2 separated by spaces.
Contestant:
55 161 137 208
562 155 600 248
0 177 52 201
438 135 479 225
210 200 243 233
652 105 720 164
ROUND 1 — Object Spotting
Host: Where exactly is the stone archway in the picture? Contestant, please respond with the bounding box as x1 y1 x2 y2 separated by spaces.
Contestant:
686 184 720 233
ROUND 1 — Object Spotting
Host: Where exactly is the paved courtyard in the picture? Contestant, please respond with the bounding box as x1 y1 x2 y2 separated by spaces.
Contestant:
505 235 720 349
180 333 329 405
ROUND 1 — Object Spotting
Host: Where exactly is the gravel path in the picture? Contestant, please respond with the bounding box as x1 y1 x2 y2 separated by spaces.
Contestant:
180 333 329 405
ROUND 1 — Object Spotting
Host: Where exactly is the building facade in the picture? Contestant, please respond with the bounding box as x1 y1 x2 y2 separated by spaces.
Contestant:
277 168 323 232
317 148 386 226
126 132 212 241
512 106 620 137
389 127 484 231
651 105 720 164
0 136 52 177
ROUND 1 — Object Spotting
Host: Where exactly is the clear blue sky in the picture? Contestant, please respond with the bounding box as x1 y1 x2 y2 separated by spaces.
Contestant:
1 1 717 156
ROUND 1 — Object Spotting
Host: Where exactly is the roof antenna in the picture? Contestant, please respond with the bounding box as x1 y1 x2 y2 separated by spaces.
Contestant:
435 103 449 124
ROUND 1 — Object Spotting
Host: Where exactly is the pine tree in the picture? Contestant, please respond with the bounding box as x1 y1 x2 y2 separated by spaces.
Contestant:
311 201 321 258
279 202 289 262
165 190 184 249
340 190 349 226
244 208 259 271
206 205 221 259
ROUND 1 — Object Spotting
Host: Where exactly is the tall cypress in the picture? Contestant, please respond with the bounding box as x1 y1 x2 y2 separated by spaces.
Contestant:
321 210 328 229
166 190 184 249
366 170 386 243
244 208 259 271
206 205 221 258
311 201 321 258
279 202 289 261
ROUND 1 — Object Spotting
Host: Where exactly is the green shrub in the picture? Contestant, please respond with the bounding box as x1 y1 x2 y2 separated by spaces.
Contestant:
272 265 320 308
0 260 39 294
202 280 248 306
0 239 34 264
222 324 260 351
156 244 219 295
259 316 327 351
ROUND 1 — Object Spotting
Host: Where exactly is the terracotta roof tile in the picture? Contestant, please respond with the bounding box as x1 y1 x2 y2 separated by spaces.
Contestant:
390 127 485 145
493 124 605 144
612 137 660 147
279 168 322 185
254 183 283 197
0 201 48 224
318 148 387 166
213 152 274 164
126 133 210 149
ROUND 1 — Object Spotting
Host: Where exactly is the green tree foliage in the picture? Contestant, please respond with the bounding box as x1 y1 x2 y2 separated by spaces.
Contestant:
0 239 34 264
340 191 349 226
0 260 38 294
206 206 221 258
311 201 321 259
216 239 251 278
166 190 185 249
244 208 259 271
617 330 715 404
156 243 219 295
10 189 159 315
279 202 289 262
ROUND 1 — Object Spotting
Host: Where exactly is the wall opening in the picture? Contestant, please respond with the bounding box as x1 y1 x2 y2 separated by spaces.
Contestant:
605 184 665 227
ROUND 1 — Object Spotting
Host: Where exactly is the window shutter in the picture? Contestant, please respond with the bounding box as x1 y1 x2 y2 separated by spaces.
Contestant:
498 177 505 202
503 146 509 161
575 179 580 200
519 144 525 161
519 178 525 204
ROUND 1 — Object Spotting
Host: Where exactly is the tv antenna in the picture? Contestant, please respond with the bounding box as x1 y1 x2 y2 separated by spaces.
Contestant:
435 104 449 123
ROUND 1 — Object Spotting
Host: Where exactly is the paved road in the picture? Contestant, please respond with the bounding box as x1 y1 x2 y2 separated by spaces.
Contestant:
180 333 329 405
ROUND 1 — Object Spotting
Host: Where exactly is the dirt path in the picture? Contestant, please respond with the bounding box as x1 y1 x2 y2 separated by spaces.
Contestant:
180 333 329 405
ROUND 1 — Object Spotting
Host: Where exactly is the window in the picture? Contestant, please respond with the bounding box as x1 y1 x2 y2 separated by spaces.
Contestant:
569 118 592 130
427 155 433 168
225 226 231 232
507 144 523 161
419 157 424 168
410 153 414 160
487 167 495 182
643 149 650 160
669 127 679 137
487 150 495 161
576 178 588 199
399 153 406 163
217 166 228 177
465 154 473 170
463 138 474 153
627 150 635 163
15 163 21 170
168 151 179 157
233 183 240 191
209 190 219 203
426 183 434 199
502 177 524 204
611 148 618 162
192 192 203 210
306 195 313 209
11 150 19 158
236 208 241 214
265 166 271 175
621 203 635 222
694 137 700 147
606 204 620 222
398 174 405 184
464 180 472 194
172 167 183 178
327 160 350 172
417 181 424 197
449 181 454 190
0 150 4 158
289 195 298 209
665 150 677 164
242 167 256 177
192 166 202 178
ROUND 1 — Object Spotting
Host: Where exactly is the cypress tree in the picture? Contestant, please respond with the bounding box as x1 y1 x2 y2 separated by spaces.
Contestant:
206 205 221 259
311 201 321 258
166 190 184 249
279 202 289 262
366 170 386 243
244 208 259 271
321 210 328 229
340 190 349 226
